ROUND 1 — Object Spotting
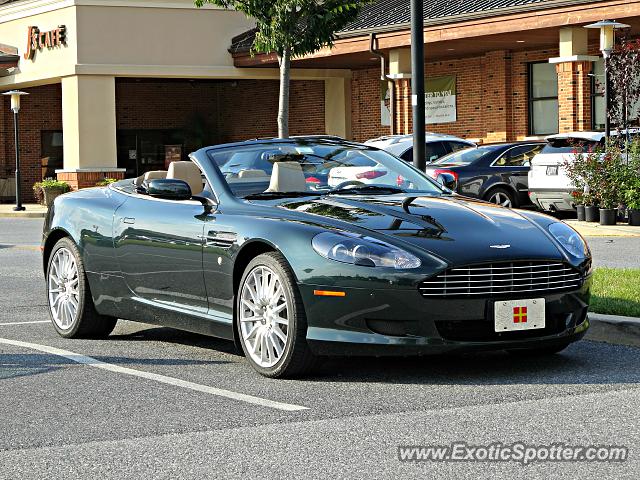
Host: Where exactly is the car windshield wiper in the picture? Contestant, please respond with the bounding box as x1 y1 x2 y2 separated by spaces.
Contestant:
244 191 314 200
328 185 406 195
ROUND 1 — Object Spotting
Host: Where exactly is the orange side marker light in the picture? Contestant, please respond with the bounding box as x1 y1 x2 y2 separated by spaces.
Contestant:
313 290 346 297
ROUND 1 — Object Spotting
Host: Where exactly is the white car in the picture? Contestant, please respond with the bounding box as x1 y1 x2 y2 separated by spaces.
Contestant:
365 133 475 165
528 130 638 212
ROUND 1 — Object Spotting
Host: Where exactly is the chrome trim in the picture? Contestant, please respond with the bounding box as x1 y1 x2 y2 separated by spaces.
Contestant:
418 260 583 297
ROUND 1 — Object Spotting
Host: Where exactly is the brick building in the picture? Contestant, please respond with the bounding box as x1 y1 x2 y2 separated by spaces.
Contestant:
0 0 638 201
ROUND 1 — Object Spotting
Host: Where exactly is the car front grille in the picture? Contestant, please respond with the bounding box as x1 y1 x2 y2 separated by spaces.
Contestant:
419 261 583 298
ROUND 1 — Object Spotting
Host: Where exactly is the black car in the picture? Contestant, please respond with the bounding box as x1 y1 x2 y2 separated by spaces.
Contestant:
42 137 590 378
425 142 544 208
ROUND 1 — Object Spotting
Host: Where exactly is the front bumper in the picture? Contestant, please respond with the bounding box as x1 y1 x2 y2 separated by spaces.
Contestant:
529 189 576 212
299 279 591 356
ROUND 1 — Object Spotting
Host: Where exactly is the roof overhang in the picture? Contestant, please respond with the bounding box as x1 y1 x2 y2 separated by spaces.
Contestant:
232 0 640 68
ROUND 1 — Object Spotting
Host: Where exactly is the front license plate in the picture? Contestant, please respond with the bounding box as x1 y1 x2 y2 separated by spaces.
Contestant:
546 166 558 175
494 298 545 332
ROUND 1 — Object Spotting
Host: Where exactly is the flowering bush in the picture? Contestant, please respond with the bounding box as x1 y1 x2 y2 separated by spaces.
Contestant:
32 178 70 204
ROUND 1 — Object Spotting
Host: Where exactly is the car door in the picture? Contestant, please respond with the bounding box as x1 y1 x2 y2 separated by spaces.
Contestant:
201 211 239 324
113 193 208 314
400 142 448 165
495 144 543 203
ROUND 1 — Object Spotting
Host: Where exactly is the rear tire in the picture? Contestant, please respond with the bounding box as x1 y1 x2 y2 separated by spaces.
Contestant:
485 187 517 208
236 252 316 378
46 237 117 338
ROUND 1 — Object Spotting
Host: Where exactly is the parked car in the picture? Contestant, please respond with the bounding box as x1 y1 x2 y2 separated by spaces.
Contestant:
528 132 603 212
424 142 544 207
528 130 640 212
365 133 475 164
43 137 592 378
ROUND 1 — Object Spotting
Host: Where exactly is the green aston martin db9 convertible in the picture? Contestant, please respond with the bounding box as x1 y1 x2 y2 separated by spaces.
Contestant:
42 137 592 377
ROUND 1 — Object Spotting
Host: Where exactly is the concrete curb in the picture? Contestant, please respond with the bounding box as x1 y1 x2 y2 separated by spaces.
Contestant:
586 313 640 348
0 211 46 218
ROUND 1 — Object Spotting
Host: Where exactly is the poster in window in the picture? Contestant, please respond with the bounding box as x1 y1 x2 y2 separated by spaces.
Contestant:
380 81 391 126
425 75 457 124
164 145 182 170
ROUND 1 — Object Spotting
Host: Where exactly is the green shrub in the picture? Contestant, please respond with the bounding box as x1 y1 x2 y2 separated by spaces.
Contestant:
96 178 118 187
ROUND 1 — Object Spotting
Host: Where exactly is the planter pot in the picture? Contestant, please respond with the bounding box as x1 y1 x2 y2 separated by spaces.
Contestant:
43 188 66 207
599 208 617 226
576 205 586 221
630 209 640 226
585 205 599 222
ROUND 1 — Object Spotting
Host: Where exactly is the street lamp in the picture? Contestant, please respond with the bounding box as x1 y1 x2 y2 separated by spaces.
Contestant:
584 20 630 138
2 90 28 211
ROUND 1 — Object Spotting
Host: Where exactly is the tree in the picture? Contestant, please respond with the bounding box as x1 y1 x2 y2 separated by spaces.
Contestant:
195 0 370 138
607 37 640 132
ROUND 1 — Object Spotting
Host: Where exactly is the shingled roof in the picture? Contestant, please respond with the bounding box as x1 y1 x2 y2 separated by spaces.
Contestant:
340 0 574 34
230 0 596 53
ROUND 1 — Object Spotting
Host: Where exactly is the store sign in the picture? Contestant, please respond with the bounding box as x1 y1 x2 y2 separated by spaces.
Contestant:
425 75 457 124
24 25 67 60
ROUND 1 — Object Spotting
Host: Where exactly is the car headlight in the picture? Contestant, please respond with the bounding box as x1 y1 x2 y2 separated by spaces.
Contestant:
312 231 422 269
547 222 589 259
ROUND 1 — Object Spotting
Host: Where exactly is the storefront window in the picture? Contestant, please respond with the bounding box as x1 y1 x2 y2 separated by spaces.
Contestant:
528 62 559 135
117 130 185 179
41 131 64 179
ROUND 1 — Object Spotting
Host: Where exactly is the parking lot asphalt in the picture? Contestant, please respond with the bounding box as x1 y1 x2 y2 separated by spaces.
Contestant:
1 218 639 479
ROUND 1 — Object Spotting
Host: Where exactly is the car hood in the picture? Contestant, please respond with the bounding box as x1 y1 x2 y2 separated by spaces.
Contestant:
278 194 563 265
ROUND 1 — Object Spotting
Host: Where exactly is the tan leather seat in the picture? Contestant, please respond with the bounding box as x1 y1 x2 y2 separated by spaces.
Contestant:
265 162 307 193
167 161 203 195
143 170 167 182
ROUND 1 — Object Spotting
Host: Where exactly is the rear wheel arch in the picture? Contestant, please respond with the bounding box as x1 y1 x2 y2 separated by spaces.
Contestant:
42 228 74 273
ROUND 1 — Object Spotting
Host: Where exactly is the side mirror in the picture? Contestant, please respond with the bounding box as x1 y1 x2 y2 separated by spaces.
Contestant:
140 179 192 200
436 173 457 191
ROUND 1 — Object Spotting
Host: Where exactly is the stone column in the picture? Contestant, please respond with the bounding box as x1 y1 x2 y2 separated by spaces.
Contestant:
57 75 124 189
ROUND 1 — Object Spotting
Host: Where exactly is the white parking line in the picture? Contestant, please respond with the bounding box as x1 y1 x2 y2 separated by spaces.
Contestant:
0 337 308 412
0 320 50 326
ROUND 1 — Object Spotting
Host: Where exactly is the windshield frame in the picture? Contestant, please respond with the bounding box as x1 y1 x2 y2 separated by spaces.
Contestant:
202 139 446 200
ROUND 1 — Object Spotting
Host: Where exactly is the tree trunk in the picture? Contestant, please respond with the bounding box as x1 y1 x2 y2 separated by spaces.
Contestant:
277 46 291 138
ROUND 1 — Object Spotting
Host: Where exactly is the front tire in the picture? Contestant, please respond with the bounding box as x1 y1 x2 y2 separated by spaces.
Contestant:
237 252 316 378
46 237 117 338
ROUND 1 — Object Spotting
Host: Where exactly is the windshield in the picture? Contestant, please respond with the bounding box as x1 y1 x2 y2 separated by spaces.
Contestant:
432 145 501 165
207 141 443 198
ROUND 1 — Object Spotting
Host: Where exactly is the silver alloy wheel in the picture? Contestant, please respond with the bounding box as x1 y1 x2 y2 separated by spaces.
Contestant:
239 265 289 368
489 191 512 207
48 247 80 330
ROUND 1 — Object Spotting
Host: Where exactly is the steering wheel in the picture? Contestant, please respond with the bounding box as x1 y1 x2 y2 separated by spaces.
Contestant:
333 180 365 190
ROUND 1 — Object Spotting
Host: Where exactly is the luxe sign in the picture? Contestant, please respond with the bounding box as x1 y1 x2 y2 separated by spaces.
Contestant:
24 25 66 60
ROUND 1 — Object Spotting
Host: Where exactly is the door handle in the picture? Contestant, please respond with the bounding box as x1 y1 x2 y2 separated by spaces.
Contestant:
123 217 135 224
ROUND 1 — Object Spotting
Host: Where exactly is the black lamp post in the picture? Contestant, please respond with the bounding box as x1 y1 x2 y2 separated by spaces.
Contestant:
2 90 29 211
584 20 630 139
410 0 425 171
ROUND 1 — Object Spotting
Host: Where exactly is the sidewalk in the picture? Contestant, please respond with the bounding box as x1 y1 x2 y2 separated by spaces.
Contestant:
564 220 640 237
0 203 47 218
587 313 640 348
